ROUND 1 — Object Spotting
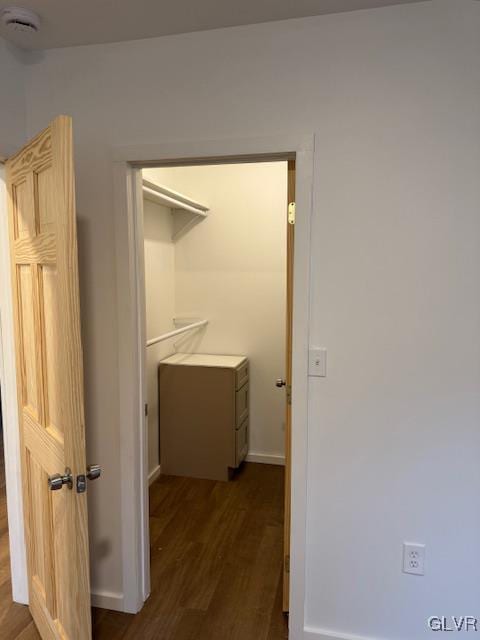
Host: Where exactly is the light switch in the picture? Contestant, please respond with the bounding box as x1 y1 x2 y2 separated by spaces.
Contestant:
308 348 327 377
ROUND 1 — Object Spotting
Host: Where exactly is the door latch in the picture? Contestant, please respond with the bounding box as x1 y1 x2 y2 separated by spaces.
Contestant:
275 379 292 404
288 202 296 225
76 465 102 494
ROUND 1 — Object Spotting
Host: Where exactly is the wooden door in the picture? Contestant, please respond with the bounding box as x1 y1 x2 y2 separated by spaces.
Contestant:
6 116 92 640
283 159 295 612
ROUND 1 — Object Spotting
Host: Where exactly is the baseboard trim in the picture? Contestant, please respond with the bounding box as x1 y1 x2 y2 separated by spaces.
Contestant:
148 465 161 485
91 590 125 612
246 452 285 466
304 626 381 640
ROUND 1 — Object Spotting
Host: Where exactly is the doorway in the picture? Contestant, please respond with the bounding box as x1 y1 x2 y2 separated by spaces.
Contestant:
114 134 312 640
138 161 290 637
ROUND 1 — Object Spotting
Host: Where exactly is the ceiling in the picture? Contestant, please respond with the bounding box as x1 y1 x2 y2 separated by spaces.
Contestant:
0 0 429 50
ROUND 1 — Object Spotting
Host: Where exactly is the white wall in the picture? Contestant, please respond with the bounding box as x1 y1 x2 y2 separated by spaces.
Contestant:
20 0 480 636
0 37 25 157
142 198 176 476
144 163 287 462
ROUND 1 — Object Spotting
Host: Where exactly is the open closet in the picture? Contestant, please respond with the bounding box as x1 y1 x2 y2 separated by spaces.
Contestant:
138 161 292 636
142 162 288 480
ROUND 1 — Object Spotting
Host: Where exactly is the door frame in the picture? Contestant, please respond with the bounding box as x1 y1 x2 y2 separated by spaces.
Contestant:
0 161 28 604
112 133 314 640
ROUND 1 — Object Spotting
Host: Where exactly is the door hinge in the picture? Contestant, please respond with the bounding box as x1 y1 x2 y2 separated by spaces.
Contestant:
288 202 296 225
145 403 149 417
286 384 292 405
285 555 290 574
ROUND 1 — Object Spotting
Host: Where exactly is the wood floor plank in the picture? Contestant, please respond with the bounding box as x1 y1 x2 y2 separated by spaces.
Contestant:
267 568 289 640
172 609 206 640
92 608 132 640
193 524 284 640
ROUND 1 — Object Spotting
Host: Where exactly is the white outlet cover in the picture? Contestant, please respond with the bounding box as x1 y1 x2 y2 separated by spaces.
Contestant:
403 542 426 576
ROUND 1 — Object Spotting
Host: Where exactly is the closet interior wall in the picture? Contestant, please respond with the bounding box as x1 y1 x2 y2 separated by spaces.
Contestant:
143 199 176 476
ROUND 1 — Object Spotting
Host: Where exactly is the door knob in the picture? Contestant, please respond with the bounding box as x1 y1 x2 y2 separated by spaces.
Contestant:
48 468 73 491
87 464 101 481
276 378 286 388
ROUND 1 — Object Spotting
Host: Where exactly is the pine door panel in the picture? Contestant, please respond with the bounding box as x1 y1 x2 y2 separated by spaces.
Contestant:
7 116 91 640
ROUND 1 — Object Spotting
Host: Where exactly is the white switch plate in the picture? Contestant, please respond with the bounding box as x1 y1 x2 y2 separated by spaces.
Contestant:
403 542 425 576
308 348 327 377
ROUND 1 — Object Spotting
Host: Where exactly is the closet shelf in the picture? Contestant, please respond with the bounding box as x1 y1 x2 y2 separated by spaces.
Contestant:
142 179 209 241
146 319 208 348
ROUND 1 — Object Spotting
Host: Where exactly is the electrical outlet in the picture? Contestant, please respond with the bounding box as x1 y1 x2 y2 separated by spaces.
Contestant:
403 542 425 576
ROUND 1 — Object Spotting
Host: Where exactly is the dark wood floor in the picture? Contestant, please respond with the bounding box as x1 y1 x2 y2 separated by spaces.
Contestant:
1 453 288 640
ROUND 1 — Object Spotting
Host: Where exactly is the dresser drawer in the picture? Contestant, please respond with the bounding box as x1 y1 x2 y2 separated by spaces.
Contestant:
235 417 249 467
235 381 249 426
236 360 249 390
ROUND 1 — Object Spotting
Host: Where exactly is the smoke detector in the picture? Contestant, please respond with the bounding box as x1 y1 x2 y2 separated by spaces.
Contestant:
2 6 40 33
